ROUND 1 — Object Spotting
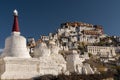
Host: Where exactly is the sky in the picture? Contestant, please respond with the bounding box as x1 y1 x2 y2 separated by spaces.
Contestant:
0 0 120 48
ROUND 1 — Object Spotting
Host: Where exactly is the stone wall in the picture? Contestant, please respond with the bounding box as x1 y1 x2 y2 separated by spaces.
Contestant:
0 57 66 79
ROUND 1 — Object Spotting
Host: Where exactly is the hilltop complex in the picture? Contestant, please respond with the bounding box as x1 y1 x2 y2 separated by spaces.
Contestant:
0 10 120 80
28 21 120 79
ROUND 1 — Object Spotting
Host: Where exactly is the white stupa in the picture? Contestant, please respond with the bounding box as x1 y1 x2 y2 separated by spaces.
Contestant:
0 10 66 80
1 9 31 58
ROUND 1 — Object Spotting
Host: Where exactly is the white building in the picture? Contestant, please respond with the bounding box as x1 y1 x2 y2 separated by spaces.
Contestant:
78 35 100 43
113 36 120 43
66 51 94 74
41 35 49 41
87 46 116 57
57 22 103 45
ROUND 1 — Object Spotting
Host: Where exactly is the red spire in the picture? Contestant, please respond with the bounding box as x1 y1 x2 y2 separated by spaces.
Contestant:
12 10 20 32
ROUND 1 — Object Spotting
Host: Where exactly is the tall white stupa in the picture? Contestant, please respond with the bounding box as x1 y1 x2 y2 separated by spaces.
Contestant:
1 9 31 58
0 10 67 80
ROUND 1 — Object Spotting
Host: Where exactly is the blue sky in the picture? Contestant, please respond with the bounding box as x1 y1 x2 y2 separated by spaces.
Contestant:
0 0 120 48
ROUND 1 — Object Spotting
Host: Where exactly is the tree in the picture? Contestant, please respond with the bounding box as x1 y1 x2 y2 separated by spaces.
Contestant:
88 53 93 57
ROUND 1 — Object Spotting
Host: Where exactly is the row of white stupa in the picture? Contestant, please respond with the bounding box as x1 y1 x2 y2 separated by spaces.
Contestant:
0 10 94 79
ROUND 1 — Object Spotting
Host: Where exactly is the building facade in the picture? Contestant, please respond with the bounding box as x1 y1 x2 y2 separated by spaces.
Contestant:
87 46 116 57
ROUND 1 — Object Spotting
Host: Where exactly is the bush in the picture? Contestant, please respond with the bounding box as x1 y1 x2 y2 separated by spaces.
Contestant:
33 75 56 80
88 53 93 57
33 72 114 80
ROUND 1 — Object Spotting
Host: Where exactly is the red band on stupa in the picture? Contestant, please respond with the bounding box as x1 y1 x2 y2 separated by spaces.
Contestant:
12 15 20 32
